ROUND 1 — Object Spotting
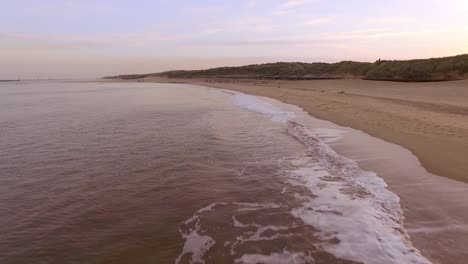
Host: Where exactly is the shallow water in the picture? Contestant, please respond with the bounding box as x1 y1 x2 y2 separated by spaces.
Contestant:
0 82 429 263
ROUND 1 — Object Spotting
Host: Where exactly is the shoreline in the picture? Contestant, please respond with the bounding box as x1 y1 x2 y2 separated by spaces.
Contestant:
104 78 468 263
252 93 468 264
203 83 468 264
118 76 468 184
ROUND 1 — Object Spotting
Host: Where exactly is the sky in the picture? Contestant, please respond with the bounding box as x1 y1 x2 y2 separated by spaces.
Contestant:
1 0 468 79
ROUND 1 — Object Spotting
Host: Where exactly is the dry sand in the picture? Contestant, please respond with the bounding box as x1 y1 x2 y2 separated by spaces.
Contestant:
141 77 468 184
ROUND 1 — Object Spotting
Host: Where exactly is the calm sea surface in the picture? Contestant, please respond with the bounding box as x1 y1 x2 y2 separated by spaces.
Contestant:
0 82 430 264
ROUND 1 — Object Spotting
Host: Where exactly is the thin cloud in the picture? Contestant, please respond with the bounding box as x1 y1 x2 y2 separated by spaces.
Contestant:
275 0 319 15
0 32 178 50
280 0 318 8
185 28 460 48
333 28 446 40
198 16 278 35
27 0 116 16
366 16 415 24
304 17 334 26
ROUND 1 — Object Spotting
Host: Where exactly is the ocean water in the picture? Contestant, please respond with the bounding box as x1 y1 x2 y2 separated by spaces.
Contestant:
0 82 430 264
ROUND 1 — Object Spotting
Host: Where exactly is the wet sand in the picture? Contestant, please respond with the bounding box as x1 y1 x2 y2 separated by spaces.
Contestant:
274 103 468 264
138 77 468 184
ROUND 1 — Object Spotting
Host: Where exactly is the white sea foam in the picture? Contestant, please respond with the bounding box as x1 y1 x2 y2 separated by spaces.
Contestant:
176 203 226 264
175 230 215 264
232 216 252 228
179 91 432 263
229 93 295 122
177 202 283 263
286 121 431 264
236 224 291 242
233 202 280 211
226 91 431 263
235 250 315 264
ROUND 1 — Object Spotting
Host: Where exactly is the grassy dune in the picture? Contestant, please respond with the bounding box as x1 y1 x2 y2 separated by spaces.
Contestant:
366 54 468 81
106 54 468 82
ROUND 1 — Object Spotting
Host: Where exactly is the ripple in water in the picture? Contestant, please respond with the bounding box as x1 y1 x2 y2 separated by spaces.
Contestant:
0 82 430 264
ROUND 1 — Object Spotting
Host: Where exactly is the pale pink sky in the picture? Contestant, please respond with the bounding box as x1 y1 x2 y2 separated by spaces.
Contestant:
1 0 467 78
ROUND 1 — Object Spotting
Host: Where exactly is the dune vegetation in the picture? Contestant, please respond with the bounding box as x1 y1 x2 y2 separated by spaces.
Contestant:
106 54 468 82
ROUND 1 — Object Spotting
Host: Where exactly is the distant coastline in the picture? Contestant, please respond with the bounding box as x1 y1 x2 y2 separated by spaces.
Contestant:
106 53 468 183
105 54 468 82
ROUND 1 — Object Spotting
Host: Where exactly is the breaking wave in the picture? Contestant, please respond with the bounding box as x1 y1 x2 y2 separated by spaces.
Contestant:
176 91 430 264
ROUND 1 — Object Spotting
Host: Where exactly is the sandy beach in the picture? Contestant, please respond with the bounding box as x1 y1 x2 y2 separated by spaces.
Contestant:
111 76 468 263
137 76 468 184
